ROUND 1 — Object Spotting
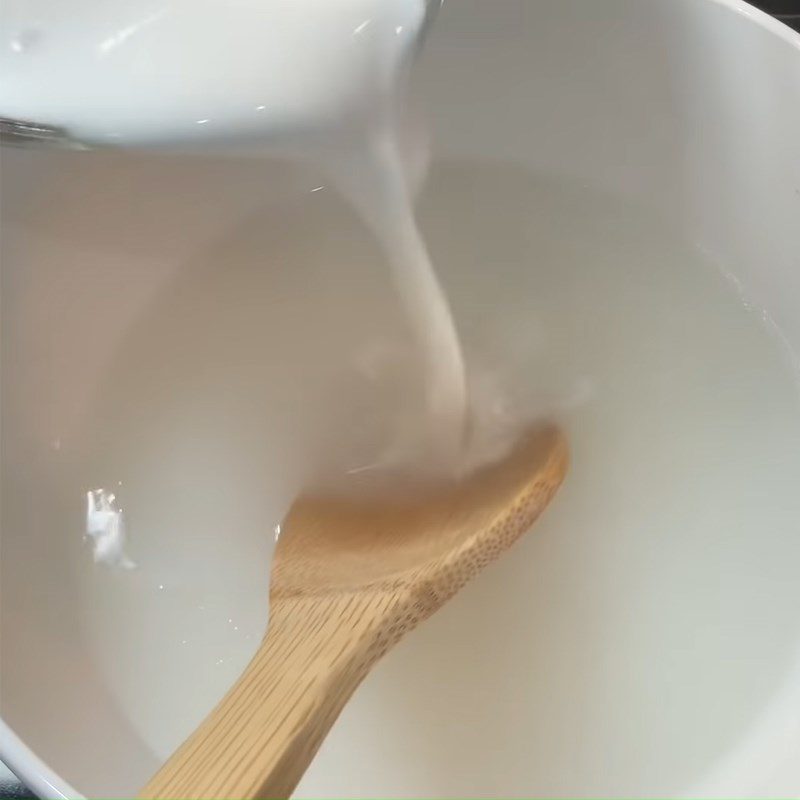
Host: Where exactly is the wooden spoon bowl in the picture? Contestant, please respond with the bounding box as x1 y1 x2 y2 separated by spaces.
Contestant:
141 424 568 799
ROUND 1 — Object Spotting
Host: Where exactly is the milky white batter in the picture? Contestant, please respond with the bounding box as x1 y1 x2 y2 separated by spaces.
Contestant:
1 0 425 150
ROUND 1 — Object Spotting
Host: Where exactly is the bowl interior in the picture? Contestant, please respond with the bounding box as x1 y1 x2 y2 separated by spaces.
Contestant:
3 1 800 797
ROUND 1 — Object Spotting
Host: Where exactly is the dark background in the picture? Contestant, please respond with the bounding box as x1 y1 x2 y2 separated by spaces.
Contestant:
756 0 800 29
1 1 798 797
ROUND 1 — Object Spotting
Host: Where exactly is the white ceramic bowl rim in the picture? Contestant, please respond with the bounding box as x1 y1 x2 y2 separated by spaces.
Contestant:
0 721 73 799
1 1 799 797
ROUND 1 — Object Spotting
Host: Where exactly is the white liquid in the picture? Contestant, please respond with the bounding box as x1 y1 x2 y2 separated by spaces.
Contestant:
5 2 800 799
5 157 800 797
0 0 425 149
328 140 468 469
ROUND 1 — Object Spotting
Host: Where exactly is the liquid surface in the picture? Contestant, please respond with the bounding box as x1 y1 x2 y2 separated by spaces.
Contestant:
4 156 800 796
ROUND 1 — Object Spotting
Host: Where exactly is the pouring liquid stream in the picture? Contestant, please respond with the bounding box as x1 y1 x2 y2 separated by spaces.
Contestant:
328 133 469 469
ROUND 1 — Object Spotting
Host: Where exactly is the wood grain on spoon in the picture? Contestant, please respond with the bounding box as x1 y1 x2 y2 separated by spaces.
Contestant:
139 425 568 800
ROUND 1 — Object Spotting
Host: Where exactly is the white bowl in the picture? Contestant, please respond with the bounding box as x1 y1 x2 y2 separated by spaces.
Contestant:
2 0 800 797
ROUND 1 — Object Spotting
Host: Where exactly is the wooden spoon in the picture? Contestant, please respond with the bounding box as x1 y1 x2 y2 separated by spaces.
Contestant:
139 425 568 800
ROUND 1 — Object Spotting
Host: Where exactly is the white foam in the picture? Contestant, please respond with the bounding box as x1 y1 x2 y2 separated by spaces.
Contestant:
85 489 135 570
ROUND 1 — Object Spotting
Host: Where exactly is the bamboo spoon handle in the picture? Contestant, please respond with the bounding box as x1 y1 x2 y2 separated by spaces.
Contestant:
139 592 401 800
140 428 568 800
